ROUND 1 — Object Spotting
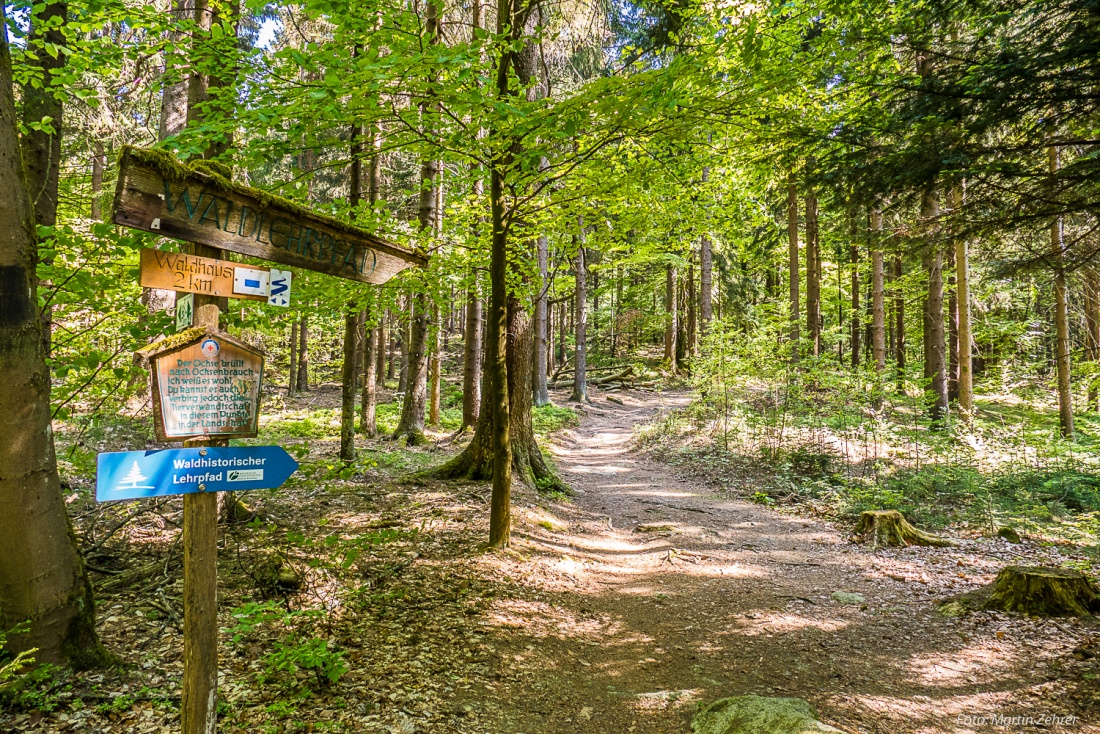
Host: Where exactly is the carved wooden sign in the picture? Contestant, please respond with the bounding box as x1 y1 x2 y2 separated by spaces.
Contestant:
113 147 427 285
140 248 268 301
137 327 265 441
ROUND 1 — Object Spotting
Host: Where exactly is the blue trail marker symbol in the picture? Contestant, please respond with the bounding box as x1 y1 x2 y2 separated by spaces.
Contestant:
97 446 298 502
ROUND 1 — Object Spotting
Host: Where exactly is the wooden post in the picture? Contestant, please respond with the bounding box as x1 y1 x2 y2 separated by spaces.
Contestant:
181 293 221 734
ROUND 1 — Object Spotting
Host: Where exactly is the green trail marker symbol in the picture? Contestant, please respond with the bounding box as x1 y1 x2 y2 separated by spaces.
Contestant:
176 293 194 331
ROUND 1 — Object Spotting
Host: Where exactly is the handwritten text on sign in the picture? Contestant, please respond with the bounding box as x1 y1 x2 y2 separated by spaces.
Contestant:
140 248 268 300
146 333 264 441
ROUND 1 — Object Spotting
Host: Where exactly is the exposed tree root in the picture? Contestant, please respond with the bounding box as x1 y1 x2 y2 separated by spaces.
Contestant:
939 565 1100 618
852 510 955 549
220 493 261 525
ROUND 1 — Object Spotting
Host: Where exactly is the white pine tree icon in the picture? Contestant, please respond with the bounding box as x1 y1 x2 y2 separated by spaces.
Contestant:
116 460 154 490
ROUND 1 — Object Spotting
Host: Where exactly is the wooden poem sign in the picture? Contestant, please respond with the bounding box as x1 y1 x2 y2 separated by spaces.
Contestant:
113 147 427 285
138 327 265 441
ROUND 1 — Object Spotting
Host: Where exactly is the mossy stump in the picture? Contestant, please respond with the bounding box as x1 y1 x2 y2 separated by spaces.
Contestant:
853 510 955 550
940 566 1100 618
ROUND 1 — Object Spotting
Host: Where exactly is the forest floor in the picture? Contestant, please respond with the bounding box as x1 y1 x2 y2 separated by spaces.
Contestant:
1 386 1099 733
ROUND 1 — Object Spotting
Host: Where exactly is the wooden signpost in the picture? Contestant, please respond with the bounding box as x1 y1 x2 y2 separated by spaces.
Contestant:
113 147 427 285
108 148 426 734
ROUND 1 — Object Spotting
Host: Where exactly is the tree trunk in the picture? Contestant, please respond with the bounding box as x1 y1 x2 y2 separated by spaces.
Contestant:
394 0 440 445
1050 146 1074 439
296 314 309 392
377 312 388 386
955 225 973 420
922 186 948 423
533 233 550 405
90 141 105 220
486 124 511 548
21 1 65 232
665 264 679 372
0 11 104 668
159 0 191 141
871 210 886 376
361 305 378 437
806 191 821 357
429 303 442 425
850 239 860 368
571 222 589 403
686 255 697 357
430 293 562 486
287 319 298 396
340 309 359 461
397 307 409 392
788 173 800 363
557 290 566 367
394 290 430 444
342 111 364 457
895 255 906 392
462 286 483 430
948 246 959 402
23 1 67 357
1086 269 1100 411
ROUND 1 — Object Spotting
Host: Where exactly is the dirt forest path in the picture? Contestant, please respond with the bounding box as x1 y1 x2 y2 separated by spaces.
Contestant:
484 389 1098 734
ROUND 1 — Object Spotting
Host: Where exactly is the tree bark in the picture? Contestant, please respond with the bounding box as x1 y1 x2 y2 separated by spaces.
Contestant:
948 246 959 402
1086 269 1100 412
429 303 442 425
895 255 906 392
296 314 309 392
572 222 589 402
393 0 440 445
533 232 550 406
922 186 948 422
340 309 359 461
21 1 66 232
0 9 104 668
486 120 511 548
394 290 430 444
1050 146 1074 439
462 285 483 430
665 264 679 372
159 0 192 141
806 191 821 357
850 237 860 368
91 141 105 220
788 174 800 363
871 210 886 376
378 311 388 386
361 305 378 437
23 1 67 357
686 255 697 357
700 240 713 339
954 195 973 420
287 319 298 396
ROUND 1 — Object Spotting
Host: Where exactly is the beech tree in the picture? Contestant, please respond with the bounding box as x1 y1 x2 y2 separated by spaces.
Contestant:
0 6 104 668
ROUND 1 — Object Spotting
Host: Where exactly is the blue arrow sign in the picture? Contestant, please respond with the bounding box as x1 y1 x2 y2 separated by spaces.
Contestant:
96 446 298 502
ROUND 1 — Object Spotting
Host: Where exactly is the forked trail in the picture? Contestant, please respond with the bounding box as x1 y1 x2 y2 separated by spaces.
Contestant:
486 389 1096 733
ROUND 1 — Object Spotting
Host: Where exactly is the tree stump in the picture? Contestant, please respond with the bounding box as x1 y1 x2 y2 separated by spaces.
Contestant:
942 566 1100 618
852 510 955 549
